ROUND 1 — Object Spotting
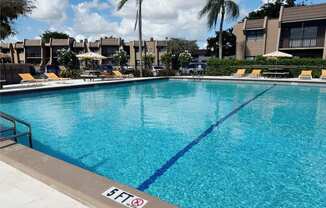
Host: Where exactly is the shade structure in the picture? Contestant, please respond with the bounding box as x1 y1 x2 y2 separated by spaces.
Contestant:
263 51 293 58
76 52 107 60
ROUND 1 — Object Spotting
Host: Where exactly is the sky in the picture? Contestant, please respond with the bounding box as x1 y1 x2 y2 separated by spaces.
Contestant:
4 0 325 48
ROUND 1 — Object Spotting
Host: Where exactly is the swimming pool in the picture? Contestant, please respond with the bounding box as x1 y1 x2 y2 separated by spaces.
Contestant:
1 80 326 207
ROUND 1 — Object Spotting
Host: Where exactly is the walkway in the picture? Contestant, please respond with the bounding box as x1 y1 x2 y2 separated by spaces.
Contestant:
0 161 89 208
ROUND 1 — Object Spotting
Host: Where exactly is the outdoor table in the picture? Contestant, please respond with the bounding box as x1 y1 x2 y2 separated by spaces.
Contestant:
80 75 97 82
263 67 290 78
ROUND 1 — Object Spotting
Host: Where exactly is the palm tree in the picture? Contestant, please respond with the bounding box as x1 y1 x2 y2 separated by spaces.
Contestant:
117 0 144 77
199 0 239 59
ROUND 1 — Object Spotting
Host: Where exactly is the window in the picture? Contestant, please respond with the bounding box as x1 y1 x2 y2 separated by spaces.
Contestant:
246 30 264 40
289 26 317 48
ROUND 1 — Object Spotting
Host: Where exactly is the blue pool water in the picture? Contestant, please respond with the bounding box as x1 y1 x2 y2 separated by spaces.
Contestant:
1 80 326 207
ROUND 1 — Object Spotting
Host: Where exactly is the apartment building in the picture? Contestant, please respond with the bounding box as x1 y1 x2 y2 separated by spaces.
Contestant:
0 43 14 63
233 3 326 60
2 36 168 68
127 38 168 67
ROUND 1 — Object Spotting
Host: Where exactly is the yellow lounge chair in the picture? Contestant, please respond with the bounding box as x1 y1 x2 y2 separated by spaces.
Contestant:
250 69 262 78
233 69 246 77
320 69 326 80
45 72 68 81
298 70 312 80
113 70 132 78
18 73 44 83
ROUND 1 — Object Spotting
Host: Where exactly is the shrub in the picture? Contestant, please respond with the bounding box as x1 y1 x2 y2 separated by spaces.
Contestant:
206 57 326 77
158 69 176 76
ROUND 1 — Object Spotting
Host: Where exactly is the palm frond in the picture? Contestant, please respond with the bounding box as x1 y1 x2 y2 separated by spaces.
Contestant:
225 0 239 19
117 0 128 10
134 9 139 31
199 0 224 30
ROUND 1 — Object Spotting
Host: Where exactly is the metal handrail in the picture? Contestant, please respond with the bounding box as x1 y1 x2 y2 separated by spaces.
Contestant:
0 111 33 148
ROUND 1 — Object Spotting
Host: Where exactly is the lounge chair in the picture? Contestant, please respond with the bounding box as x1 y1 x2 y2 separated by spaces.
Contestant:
232 69 246 77
45 73 68 81
298 70 312 80
99 72 115 79
18 73 45 83
320 69 326 80
113 70 133 78
249 69 262 78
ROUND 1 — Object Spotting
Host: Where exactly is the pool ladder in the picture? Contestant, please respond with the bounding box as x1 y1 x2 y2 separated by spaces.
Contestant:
0 111 33 148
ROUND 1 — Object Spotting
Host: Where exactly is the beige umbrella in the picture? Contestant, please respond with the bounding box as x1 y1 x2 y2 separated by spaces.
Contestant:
76 52 107 60
263 51 293 58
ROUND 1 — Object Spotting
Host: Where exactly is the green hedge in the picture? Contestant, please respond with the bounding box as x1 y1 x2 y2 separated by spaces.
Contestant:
206 57 326 78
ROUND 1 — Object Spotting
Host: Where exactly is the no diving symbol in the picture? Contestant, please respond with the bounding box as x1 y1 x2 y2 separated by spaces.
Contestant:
131 198 144 207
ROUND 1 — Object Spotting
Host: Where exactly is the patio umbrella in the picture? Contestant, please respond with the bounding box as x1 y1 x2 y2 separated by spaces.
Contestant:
263 51 293 58
76 52 107 60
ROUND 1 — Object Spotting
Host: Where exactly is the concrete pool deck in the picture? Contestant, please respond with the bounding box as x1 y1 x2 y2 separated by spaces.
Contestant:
0 140 175 208
0 77 167 95
0 160 89 208
172 76 326 86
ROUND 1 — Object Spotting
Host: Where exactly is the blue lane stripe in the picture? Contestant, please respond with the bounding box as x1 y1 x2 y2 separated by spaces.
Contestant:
137 84 276 191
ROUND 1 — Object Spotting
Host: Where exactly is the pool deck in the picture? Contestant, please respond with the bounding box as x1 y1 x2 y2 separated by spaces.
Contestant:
0 160 89 208
0 77 167 95
171 76 326 86
0 140 175 208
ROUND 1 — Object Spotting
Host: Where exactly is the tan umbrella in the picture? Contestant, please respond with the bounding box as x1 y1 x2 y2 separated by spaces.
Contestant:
263 51 293 58
76 52 107 60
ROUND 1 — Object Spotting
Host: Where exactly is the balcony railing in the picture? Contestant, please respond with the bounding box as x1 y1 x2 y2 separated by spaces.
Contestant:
288 38 318 48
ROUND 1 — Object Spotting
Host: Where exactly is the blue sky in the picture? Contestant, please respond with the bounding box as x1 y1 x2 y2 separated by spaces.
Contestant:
6 0 325 47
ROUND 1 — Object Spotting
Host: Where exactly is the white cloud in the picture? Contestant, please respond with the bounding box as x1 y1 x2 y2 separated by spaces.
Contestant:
30 0 69 22
31 0 242 48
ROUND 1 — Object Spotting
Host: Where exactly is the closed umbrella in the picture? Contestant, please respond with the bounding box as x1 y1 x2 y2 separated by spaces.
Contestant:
263 51 293 58
76 52 107 60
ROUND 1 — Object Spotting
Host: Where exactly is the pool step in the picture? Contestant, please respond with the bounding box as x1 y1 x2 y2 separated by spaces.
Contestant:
0 111 33 148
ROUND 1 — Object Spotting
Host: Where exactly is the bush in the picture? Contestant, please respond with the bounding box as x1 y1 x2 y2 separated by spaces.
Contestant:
60 66 81 79
206 57 326 77
158 69 176 76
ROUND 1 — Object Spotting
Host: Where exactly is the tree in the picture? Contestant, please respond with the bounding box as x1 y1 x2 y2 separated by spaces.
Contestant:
118 0 144 77
167 38 198 56
199 0 239 59
207 28 236 57
178 50 192 68
0 0 34 40
57 49 79 78
41 31 69 43
167 38 198 69
142 54 155 69
161 52 173 71
112 49 128 69
246 0 297 19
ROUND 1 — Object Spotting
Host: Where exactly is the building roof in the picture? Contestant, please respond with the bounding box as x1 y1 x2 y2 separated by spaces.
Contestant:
101 37 120 46
89 41 100 48
15 42 24 49
73 41 85 48
282 3 326 23
245 19 265 30
24 39 42 46
0 43 11 49
51 38 70 46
